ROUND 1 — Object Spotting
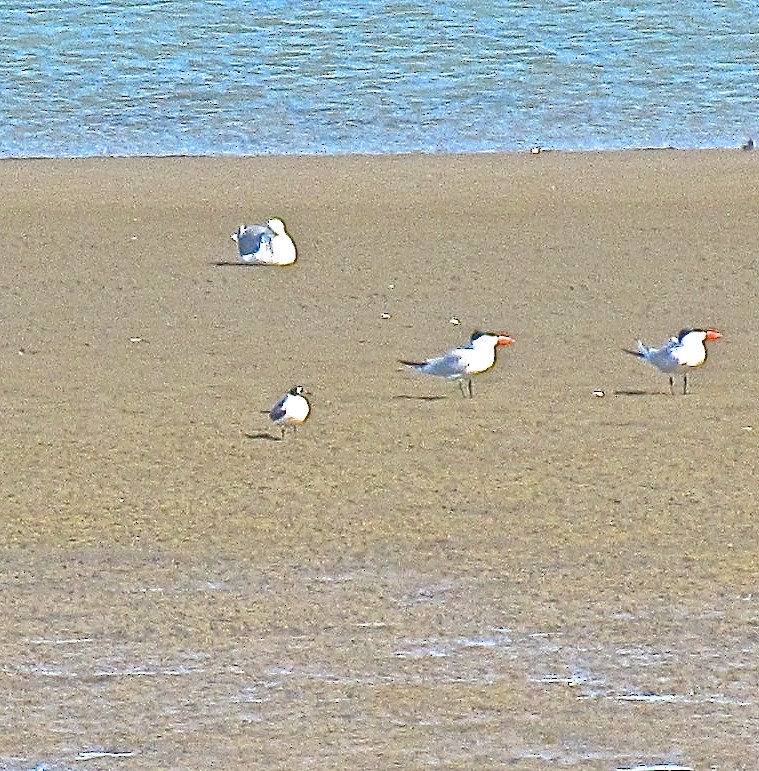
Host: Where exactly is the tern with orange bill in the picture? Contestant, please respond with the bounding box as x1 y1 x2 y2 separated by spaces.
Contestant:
623 328 723 394
400 330 515 398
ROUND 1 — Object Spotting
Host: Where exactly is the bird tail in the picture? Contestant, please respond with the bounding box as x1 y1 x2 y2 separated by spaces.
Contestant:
399 359 424 367
622 341 646 358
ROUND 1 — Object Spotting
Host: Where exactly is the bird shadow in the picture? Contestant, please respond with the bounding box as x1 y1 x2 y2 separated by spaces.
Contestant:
613 388 665 397
211 260 297 267
244 431 282 441
394 394 448 401
212 260 261 267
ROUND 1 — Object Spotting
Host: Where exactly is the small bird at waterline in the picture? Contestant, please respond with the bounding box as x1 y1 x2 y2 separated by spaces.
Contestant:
400 330 515 398
269 386 311 438
623 328 723 394
231 218 297 265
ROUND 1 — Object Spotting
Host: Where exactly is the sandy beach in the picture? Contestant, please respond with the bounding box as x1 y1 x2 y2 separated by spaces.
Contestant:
1 150 758 769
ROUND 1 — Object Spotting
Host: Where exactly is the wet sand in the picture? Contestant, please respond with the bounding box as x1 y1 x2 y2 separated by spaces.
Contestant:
1 150 758 769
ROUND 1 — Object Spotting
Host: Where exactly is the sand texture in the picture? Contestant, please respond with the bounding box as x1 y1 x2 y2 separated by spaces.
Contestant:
1 150 758 769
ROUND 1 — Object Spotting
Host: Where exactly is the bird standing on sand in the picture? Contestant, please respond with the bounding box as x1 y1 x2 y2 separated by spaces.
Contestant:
269 386 311 438
624 328 723 394
231 218 297 265
400 331 515 398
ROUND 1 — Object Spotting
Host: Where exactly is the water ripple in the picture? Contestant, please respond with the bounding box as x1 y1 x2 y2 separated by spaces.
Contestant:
1 0 757 157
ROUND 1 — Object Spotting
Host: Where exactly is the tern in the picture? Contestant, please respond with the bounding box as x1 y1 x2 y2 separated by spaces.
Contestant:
400 330 515 398
231 218 297 265
624 328 723 394
269 385 311 438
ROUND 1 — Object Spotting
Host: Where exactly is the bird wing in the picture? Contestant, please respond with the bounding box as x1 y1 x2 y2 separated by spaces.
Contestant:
647 339 682 372
622 345 645 358
269 396 287 422
233 224 273 258
421 348 467 377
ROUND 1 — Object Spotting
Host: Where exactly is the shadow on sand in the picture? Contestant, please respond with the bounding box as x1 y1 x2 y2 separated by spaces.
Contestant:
244 431 282 441
212 261 297 267
394 394 448 402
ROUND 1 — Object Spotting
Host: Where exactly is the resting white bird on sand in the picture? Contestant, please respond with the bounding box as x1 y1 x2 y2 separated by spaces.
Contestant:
231 218 297 265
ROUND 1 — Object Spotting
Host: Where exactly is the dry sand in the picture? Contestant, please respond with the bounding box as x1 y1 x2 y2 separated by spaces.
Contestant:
1 150 758 769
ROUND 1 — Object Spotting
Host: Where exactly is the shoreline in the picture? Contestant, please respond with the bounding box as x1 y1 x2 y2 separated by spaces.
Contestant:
0 141 754 163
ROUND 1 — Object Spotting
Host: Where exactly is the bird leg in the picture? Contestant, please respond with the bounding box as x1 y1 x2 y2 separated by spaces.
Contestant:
668 375 675 395
683 373 688 395
458 379 473 398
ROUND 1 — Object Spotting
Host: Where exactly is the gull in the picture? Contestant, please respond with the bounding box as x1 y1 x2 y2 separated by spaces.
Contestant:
231 218 297 265
269 385 311 438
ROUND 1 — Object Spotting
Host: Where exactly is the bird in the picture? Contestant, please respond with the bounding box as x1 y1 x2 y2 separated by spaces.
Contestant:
231 218 297 265
400 330 515 398
623 328 723 394
269 386 311 438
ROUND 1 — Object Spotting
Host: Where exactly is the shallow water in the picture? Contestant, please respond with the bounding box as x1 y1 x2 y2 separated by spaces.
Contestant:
4 558 757 769
2 0 758 157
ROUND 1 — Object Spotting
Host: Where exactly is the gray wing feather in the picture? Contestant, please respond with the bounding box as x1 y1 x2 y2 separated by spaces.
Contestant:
269 397 287 422
233 224 273 257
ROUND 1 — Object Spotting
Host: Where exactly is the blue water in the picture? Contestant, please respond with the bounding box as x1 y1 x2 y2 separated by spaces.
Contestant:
2 0 757 158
